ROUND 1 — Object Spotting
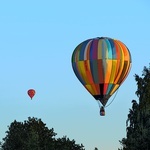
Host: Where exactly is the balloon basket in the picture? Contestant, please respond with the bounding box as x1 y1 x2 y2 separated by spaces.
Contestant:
100 106 105 116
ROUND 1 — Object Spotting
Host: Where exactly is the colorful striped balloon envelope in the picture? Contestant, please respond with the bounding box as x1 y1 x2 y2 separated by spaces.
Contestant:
71 37 132 107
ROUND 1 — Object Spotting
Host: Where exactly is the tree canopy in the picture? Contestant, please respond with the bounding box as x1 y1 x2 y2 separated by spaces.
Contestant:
0 117 85 150
119 64 150 150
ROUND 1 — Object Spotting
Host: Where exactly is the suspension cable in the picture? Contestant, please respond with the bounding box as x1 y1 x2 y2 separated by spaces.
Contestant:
105 88 119 108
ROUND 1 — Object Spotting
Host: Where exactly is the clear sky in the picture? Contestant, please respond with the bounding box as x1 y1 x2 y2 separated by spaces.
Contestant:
0 0 150 150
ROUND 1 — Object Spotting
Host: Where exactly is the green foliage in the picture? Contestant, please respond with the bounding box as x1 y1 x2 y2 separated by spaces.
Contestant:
119 64 150 150
0 117 85 150
54 136 84 150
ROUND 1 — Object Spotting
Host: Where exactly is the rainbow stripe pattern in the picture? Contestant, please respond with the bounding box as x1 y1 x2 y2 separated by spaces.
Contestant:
71 37 132 106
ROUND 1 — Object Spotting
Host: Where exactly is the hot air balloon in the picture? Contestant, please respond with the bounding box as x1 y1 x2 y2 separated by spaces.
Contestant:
27 89 36 100
71 37 132 116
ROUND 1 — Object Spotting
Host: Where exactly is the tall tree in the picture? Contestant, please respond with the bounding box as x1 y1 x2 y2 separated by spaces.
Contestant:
119 64 150 150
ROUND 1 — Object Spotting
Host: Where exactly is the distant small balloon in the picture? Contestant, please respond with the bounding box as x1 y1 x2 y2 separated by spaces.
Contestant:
27 89 35 100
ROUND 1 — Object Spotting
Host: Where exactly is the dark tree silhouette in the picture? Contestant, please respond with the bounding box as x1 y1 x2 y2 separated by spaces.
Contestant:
0 117 85 150
119 64 150 150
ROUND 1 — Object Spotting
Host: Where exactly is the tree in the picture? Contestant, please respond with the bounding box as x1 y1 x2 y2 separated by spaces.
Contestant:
119 64 150 150
54 136 84 150
0 117 56 150
0 117 85 150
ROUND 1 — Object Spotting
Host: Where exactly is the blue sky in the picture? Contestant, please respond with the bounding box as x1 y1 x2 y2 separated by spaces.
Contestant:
0 0 150 150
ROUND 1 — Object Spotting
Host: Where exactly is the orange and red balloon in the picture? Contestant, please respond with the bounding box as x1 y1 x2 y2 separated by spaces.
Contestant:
27 89 35 100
